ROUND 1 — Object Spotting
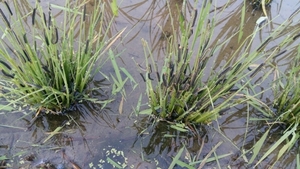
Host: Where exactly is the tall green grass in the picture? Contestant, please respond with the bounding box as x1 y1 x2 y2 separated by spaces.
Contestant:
139 1 300 165
139 0 272 125
0 0 122 114
239 6 300 167
248 33 300 167
273 45 300 122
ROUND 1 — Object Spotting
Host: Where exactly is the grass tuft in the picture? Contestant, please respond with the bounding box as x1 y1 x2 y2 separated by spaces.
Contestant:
0 0 122 114
140 0 271 125
245 7 300 167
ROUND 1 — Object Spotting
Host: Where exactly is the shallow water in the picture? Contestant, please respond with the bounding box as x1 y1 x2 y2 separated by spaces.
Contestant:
0 0 300 168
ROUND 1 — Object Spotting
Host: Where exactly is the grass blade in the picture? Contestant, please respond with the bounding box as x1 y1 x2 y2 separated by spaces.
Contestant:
168 146 185 169
249 129 270 164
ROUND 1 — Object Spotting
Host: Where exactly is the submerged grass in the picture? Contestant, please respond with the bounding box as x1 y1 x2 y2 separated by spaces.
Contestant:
0 0 122 114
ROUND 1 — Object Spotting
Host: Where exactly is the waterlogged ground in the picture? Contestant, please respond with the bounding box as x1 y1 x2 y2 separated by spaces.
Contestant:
0 0 300 168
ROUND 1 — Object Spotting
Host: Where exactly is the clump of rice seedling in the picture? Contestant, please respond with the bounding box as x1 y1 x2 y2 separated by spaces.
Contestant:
0 0 122 114
273 51 300 124
243 8 300 167
139 0 268 125
248 36 300 168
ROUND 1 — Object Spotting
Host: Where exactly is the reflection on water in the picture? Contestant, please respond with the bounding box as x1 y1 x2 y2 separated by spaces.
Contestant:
1 0 300 168
142 122 207 158
119 0 196 58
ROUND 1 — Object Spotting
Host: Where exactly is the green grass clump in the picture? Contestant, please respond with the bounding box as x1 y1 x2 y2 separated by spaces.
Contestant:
273 46 300 124
139 0 268 125
0 0 120 113
244 8 300 167
249 38 300 167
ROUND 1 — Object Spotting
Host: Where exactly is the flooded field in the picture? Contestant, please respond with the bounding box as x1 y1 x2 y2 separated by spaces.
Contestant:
0 0 300 168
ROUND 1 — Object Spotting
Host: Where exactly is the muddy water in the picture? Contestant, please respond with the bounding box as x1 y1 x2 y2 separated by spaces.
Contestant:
0 0 299 168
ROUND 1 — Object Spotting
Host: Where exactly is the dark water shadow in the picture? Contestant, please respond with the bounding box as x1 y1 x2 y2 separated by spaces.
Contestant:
130 117 211 167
